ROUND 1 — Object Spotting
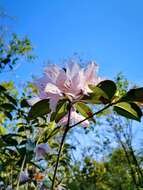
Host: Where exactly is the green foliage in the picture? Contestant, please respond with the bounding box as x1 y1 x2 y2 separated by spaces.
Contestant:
28 99 51 120
50 99 69 123
84 80 117 104
114 102 142 121
0 28 143 189
121 87 143 103
0 34 34 71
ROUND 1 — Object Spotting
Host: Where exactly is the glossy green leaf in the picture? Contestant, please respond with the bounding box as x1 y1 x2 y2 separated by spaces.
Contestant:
28 99 51 120
85 86 109 104
74 102 95 123
50 99 68 123
114 102 142 121
121 87 143 103
87 80 117 104
97 80 117 99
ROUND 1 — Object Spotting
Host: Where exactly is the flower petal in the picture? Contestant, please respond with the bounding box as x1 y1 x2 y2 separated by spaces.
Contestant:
59 111 89 128
45 83 62 95
27 97 41 106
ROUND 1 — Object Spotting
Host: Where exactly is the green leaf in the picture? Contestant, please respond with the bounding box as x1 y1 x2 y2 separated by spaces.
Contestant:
4 94 17 106
121 87 143 103
50 99 68 123
48 121 56 130
4 111 12 120
87 80 117 104
20 99 30 108
0 103 16 111
2 135 18 146
114 102 142 121
0 85 6 92
97 80 117 99
0 126 7 135
74 102 95 123
28 99 51 120
85 87 109 104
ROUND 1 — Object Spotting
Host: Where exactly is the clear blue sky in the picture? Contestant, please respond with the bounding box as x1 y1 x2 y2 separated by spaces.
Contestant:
0 0 143 152
0 0 143 86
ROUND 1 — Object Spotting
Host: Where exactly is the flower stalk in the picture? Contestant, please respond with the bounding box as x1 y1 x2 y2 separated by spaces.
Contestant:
51 102 72 190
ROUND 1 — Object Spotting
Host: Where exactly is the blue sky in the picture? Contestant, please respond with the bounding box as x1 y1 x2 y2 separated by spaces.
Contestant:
0 0 143 153
0 0 143 86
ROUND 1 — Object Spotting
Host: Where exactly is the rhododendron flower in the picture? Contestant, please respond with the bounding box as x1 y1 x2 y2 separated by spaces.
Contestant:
28 60 103 127
35 143 51 160
29 61 102 111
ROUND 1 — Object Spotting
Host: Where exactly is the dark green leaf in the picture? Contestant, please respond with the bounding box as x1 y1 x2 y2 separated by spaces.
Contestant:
121 87 143 103
4 111 12 120
114 102 142 121
0 85 6 92
28 99 51 120
0 103 16 111
87 80 117 104
21 99 30 108
4 94 17 106
2 135 18 146
97 80 117 99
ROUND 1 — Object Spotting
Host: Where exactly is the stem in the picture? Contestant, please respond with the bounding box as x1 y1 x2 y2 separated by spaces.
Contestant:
16 155 26 190
113 126 139 190
69 103 113 129
51 103 72 190
51 102 114 189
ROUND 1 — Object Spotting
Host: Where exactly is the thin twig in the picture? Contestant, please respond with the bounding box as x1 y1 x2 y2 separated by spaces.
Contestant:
51 102 72 190
69 103 113 129
16 155 26 190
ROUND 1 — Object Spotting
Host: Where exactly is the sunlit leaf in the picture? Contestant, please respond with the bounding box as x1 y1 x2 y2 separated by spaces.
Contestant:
86 80 117 104
114 102 142 121
74 102 95 123
0 126 7 135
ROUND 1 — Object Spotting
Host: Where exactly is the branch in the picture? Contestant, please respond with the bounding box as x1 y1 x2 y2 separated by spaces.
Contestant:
69 103 113 129
51 102 72 190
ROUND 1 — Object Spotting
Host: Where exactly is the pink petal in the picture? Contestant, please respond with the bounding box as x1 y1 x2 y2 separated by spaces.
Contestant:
85 61 99 84
27 97 41 106
47 93 61 111
59 111 89 128
45 83 62 95
44 64 60 84
66 61 81 79
71 111 89 128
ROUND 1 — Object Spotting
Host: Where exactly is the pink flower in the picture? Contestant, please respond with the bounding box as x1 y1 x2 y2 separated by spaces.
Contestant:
35 143 51 160
29 61 102 111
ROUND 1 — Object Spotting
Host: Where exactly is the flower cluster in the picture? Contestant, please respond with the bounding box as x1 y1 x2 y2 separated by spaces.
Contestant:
29 60 102 127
